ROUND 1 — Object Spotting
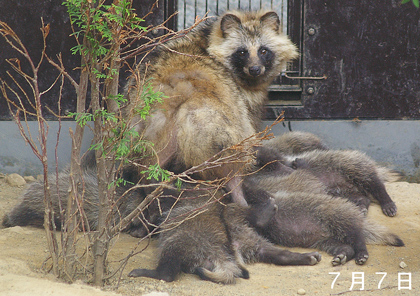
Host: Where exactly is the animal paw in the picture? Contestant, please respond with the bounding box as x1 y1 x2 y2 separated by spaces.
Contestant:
332 254 347 266
128 268 146 277
381 202 397 217
308 252 322 265
355 253 369 265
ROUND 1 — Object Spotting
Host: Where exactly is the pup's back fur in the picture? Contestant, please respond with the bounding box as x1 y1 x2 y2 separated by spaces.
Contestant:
285 149 399 216
263 131 329 155
244 184 404 266
1 166 147 236
260 132 400 216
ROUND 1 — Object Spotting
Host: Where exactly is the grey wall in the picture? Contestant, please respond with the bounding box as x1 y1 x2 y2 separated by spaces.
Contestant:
0 121 93 177
1 119 420 181
262 119 420 181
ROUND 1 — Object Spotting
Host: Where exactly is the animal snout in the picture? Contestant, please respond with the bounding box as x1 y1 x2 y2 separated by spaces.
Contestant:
248 66 262 77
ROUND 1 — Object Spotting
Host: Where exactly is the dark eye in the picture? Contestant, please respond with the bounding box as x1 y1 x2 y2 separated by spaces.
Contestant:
260 48 268 55
238 50 247 57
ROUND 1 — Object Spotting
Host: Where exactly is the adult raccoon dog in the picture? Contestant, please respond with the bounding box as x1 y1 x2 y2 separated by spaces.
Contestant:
128 187 321 284
122 10 298 206
243 184 404 266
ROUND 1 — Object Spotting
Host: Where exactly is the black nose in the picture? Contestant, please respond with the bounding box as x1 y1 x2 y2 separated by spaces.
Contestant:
248 66 261 77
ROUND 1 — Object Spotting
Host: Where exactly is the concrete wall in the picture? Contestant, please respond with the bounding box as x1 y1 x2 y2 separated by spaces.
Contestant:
0 121 93 177
1 120 420 181
264 119 420 181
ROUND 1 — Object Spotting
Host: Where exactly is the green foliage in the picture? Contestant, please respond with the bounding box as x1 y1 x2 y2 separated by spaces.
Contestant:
108 177 134 190
402 0 419 8
141 163 171 182
68 108 117 127
135 81 167 120
92 67 119 80
110 124 140 159
89 140 104 152
63 0 147 60
95 108 118 124
69 80 164 162
175 178 183 189
65 0 170 189
108 93 127 108
68 111 93 127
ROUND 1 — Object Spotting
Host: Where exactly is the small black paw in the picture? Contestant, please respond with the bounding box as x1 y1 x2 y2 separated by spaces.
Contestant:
381 202 397 217
128 268 144 277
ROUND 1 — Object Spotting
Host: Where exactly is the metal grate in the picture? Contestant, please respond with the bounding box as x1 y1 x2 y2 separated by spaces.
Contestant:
176 0 288 34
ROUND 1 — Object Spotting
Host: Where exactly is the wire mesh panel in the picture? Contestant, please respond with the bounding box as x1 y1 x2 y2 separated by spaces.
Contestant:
176 0 288 34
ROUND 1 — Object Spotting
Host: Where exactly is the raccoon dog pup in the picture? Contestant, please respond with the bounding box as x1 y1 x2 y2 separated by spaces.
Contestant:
123 10 298 206
263 131 329 155
1 166 147 236
243 183 404 266
128 187 321 284
258 132 399 216
284 149 399 216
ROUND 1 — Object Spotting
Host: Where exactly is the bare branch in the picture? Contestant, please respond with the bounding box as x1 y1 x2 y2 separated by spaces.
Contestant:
47 54 79 90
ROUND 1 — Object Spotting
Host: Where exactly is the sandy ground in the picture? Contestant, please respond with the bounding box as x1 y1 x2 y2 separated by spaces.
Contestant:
0 177 419 296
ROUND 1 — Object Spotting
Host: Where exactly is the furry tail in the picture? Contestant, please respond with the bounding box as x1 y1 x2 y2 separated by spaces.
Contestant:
195 261 248 285
2 190 45 228
363 220 404 247
377 166 403 183
2 213 15 228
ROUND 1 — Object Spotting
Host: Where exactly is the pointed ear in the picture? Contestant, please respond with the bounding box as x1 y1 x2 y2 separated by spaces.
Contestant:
220 14 242 36
260 11 280 32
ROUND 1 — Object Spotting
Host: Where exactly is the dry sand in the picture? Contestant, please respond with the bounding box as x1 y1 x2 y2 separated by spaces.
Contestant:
0 178 419 296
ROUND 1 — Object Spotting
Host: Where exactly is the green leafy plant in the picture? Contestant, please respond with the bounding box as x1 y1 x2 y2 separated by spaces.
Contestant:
61 0 171 285
1 0 210 286
402 0 419 8
135 80 167 119
63 0 146 60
